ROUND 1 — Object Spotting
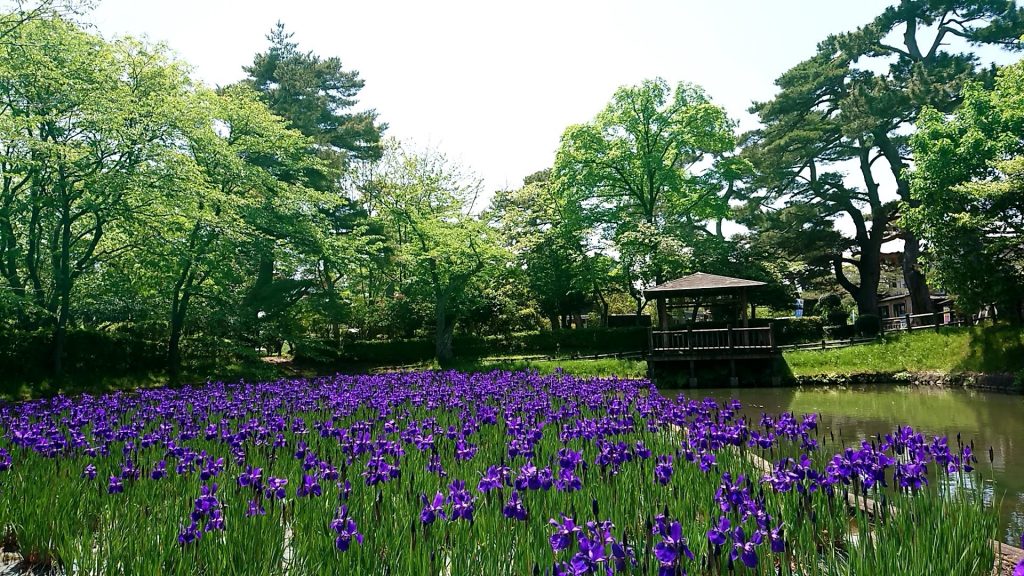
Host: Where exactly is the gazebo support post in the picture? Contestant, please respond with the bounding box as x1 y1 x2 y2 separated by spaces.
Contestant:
657 296 669 349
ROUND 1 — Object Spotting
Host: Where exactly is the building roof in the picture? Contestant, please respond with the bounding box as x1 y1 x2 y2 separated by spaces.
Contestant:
644 272 766 297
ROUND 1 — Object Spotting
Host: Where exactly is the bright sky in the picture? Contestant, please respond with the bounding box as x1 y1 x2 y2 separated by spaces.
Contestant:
87 0 903 195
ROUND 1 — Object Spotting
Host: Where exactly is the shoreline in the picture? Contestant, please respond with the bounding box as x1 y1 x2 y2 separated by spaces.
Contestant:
790 370 1022 394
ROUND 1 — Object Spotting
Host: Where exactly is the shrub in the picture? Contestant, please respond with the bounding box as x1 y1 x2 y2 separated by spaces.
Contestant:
854 314 882 338
768 317 825 345
824 324 856 340
0 328 165 381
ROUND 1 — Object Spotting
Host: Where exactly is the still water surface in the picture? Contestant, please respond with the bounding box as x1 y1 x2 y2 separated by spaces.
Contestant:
666 385 1024 545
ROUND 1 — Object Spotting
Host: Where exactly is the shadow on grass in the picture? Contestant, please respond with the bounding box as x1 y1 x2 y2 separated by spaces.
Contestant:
955 323 1024 374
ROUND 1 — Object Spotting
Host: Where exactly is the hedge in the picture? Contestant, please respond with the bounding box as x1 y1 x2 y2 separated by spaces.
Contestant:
0 328 165 381
321 319 827 366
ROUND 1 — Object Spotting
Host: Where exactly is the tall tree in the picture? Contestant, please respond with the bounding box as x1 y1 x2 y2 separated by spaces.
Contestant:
136 85 336 378
240 23 385 343
244 22 383 170
0 18 191 374
0 0 90 42
363 143 503 363
552 78 736 319
910 60 1024 321
489 169 595 330
744 0 1024 315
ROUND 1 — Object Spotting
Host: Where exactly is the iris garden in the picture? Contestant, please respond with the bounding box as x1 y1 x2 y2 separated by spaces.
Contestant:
0 371 1021 575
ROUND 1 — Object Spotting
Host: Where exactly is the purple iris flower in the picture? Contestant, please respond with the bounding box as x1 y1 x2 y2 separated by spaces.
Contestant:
150 460 167 480
1015 535 1024 576
107 475 123 494
654 519 695 573
120 458 139 480
555 468 582 492
770 525 785 553
81 463 97 480
297 474 322 498
265 477 288 500
477 465 504 492
557 448 583 470
245 500 266 517
0 448 10 471
611 539 636 572
238 465 263 490
729 526 763 569
330 505 363 552
554 557 591 576
204 508 225 532
448 480 475 522
177 521 202 546
707 516 731 547
426 452 447 477
191 483 220 522
654 455 674 485
699 452 717 473
579 533 607 561
634 441 651 459
549 515 580 552
454 438 477 461
502 491 527 521
420 491 446 525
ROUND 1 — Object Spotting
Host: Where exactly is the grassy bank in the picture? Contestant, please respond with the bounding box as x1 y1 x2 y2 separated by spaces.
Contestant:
784 324 1024 377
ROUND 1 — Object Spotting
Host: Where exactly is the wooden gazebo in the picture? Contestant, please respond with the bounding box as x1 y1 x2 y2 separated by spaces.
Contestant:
644 272 779 384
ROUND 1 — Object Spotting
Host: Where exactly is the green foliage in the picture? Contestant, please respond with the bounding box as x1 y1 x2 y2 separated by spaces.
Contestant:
815 294 850 326
910 59 1024 320
553 78 738 304
743 1 1024 314
360 142 505 362
767 317 824 345
242 22 383 168
325 327 651 366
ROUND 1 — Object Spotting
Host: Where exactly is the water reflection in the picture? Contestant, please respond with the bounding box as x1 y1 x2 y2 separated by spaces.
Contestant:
666 385 1024 545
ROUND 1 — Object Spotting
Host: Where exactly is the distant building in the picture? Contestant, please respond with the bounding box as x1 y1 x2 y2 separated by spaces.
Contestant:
876 252 953 327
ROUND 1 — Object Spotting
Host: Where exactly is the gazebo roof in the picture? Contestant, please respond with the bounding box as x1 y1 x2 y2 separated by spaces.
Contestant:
644 272 765 297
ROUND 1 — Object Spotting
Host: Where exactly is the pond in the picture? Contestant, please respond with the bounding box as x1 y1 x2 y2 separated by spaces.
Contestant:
677 384 1024 545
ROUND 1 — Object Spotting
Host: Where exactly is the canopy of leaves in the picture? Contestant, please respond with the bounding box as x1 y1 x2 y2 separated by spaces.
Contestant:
910 59 1024 317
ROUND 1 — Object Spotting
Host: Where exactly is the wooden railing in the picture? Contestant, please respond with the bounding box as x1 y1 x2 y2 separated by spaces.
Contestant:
881 311 969 333
648 325 775 353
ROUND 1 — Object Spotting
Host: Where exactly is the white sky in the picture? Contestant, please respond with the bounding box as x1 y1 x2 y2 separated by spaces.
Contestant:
87 0 902 193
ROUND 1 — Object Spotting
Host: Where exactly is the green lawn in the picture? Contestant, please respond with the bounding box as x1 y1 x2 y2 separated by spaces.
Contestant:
784 325 1024 376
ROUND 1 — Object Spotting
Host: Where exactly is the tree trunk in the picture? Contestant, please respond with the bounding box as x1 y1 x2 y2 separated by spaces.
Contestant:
167 266 194 382
51 196 72 377
168 314 184 381
594 287 610 327
548 313 561 331
854 259 881 316
435 295 454 365
901 232 933 315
